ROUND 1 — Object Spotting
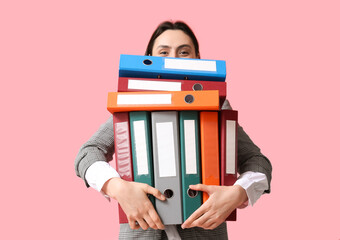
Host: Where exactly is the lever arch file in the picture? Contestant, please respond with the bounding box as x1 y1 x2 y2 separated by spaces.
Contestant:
179 111 202 221
107 90 219 113
119 54 226 81
117 77 227 106
200 111 220 203
129 111 155 206
113 112 133 224
220 109 238 221
151 111 182 224
220 110 238 186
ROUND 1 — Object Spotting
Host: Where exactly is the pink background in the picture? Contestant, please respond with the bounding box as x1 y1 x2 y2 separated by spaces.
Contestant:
1 0 339 239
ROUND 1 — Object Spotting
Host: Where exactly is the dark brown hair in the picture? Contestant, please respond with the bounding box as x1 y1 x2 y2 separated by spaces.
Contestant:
145 21 200 57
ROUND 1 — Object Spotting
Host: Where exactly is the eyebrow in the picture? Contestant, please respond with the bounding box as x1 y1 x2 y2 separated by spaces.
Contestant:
156 45 171 49
177 44 192 50
156 44 192 50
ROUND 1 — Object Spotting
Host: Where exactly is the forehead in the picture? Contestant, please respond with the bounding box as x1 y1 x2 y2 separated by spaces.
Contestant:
153 30 194 48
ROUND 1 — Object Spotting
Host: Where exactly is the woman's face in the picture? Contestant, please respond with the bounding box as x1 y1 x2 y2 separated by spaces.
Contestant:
151 30 199 59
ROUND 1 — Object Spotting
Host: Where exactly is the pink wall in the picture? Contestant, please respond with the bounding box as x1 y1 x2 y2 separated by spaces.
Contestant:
1 0 339 239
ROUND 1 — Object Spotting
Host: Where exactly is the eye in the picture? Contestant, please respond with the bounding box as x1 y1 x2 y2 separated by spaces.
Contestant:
178 48 192 57
159 51 168 56
179 51 189 56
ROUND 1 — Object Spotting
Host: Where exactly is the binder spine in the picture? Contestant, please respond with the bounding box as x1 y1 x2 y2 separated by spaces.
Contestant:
200 111 220 203
107 90 220 113
151 111 182 224
129 111 155 206
113 112 133 224
119 54 226 81
118 77 227 108
179 111 202 221
220 109 238 221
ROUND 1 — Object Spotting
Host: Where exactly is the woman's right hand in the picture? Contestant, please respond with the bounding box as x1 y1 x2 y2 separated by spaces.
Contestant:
102 178 166 230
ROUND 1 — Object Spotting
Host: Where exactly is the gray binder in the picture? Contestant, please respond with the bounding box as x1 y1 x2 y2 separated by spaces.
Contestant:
151 111 182 224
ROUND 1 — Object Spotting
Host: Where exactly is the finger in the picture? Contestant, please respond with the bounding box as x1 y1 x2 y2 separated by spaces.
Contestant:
203 220 219 230
198 214 229 230
194 217 214 229
136 218 149 230
144 185 166 201
209 221 223 230
181 203 209 229
189 184 211 194
148 208 165 230
128 219 140 230
142 215 158 230
191 212 213 228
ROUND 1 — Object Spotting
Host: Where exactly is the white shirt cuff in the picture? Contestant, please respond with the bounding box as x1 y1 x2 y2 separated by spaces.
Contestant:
85 161 120 199
234 171 269 207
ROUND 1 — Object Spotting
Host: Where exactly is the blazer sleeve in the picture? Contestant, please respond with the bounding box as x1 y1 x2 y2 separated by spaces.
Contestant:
222 99 273 193
74 115 115 187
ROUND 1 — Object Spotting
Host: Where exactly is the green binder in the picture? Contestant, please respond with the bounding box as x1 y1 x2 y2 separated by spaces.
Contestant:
129 111 155 206
179 111 202 221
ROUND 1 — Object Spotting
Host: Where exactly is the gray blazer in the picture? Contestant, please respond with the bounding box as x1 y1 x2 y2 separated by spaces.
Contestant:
74 99 272 193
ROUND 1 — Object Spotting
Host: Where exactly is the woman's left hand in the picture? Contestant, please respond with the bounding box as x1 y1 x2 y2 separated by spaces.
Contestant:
181 184 248 230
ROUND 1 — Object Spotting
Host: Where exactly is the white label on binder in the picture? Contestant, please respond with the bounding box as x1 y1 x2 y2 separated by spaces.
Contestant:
117 94 172 105
156 122 176 177
184 120 197 174
133 120 148 175
226 120 236 174
128 79 181 91
164 58 217 72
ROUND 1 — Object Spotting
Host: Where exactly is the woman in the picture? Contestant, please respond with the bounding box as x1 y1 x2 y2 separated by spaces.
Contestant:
75 21 272 239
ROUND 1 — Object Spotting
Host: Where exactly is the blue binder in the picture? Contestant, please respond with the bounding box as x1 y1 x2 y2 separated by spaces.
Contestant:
119 54 226 82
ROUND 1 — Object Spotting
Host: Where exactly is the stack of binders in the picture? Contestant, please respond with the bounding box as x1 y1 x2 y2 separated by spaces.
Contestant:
107 54 238 225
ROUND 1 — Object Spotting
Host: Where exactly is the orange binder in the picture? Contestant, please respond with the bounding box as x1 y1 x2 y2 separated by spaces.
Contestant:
200 111 220 202
107 90 219 113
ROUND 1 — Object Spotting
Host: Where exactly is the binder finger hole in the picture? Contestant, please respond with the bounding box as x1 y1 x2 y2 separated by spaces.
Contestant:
163 189 174 199
187 189 198 198
192 83 203 91
184 94 194 104
143 59 153 65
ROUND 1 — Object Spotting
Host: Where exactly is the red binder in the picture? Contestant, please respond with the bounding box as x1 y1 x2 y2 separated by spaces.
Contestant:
113 112 133 224
117 77 226 106
220 109 238 221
